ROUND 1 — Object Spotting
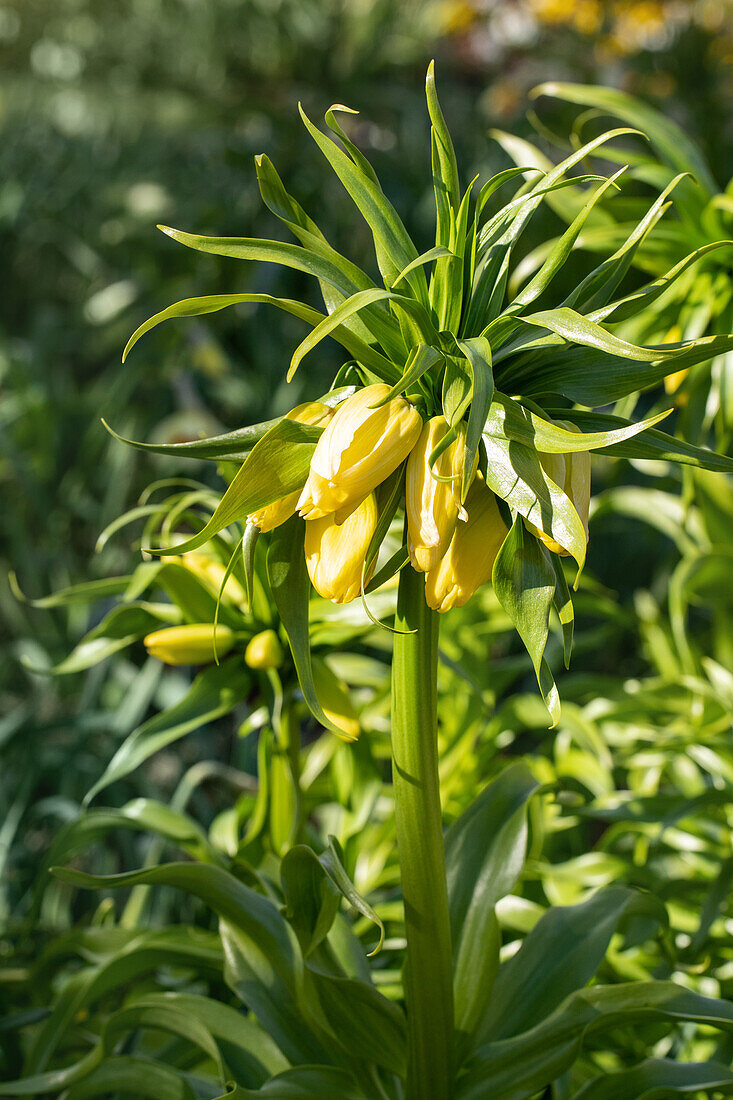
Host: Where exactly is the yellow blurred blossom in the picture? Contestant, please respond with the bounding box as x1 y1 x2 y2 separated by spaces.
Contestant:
312 656 361 741
298 384 422 523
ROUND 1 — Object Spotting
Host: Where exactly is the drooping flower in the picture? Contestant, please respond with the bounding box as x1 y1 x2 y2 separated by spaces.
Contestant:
298 384 422 523
304 492 378 603
406 417 473 573
425 475 508 612
248 401 334 532
144 623 234 665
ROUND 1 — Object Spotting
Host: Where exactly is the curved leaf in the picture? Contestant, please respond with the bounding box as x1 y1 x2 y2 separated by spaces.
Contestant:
84 658 250 804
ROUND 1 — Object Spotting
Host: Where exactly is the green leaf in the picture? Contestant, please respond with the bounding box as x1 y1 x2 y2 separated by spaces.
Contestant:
442 355 472 428
9 573 132 608
482 437 587 568
0 1051 102 1097
286 287 431 381
102 415 279 461
159 225 371 300
307 968 407 1076
219 919 330 1066
492 520 560 725
532 82 717 202
267 516 355 740
426 59 460 217
281 846 341 956
446 763 540 1039
485 393 670 454
50 603 179 675
566 174 692 314
477 885 669 1044
551 408 733 472
458 981 733 1100
63 1057 196 1100
150 418 320 556
551 556 574 669
122 293 394 379
520 306 681 362
102 1001 225 1081
456 336 494 496
84 658 250 804
24 928 223 1075
320 836 384 956
597 240 733 325
299 105 426 301
131 992 288 1087
393 245 456 289
570 1058 733 1099
52 862 304 1001
513 169 626 308
41 802 214 886
512 333 733 406
372 343 443 404
219 1066 367 1099
252 154 405 357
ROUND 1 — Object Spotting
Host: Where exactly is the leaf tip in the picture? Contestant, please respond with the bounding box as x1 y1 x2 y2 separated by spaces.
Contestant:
8 570 25 603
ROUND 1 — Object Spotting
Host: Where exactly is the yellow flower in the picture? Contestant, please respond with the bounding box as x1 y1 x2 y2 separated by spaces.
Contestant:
425 475 508 612
161 550 246 605
661 327 689 402
312 656 360 741
245 629 284 669
249 401 334 532
305 492 378 603
525 428 591 555
144 624 234 665
406 417 475 573
298 384 422 523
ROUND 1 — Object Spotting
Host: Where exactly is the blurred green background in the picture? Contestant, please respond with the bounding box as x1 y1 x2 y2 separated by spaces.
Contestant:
2 0 732 918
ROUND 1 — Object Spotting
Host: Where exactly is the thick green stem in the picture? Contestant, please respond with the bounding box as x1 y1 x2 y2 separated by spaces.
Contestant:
392 564 454 1100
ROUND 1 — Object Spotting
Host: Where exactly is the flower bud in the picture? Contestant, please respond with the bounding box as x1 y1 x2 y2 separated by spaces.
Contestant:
245 629 284 670
298 384 422 523
249 401 333 532
425 475 508 612
312 656 360 741
525 425 590 556
406 417 474 572
305 492 378 603
144 623 234 665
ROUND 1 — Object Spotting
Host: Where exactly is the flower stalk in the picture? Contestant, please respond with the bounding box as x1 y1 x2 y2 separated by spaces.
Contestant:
391 562 454 1100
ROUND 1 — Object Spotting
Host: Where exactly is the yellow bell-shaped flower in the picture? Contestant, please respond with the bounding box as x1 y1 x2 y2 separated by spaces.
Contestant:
249 401 334 532
305 492 378 603
312 656 361 741
144 623 234 665
425 475 508 612
525 425 590 556
406 417 473 573
298 384 422 523
245 628 284 669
